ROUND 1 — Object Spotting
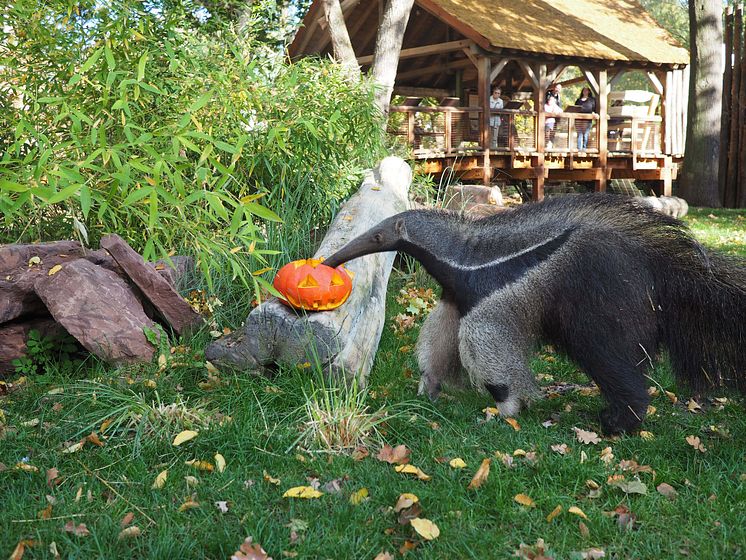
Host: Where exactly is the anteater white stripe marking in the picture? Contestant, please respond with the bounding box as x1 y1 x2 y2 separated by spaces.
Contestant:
438 232 567 271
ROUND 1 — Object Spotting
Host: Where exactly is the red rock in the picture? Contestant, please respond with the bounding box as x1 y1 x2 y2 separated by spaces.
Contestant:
0 240 84 276
33 259 157 364
100 235 202 335
0 319 67 376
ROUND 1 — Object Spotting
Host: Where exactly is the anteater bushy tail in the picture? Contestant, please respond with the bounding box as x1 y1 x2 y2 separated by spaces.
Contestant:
654 237 746 395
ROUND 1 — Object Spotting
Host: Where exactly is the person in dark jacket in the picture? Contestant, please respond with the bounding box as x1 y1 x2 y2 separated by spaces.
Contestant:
575 87 596 151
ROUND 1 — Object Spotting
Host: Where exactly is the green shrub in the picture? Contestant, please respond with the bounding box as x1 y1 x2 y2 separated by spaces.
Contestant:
0 0 385 295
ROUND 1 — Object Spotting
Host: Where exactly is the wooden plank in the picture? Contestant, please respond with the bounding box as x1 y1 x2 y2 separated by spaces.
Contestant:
356 39 471 65
478 56 492 185
393 86 453 98
663 70 672 155
289 0 323 57
415 0 492 49
534 64 547 201
396 58 472 81
681 65 689 156
462 47 478 68
595 69 608 193
546 64 567 85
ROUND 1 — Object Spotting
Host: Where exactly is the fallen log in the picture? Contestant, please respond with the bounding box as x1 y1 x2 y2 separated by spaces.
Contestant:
205 156 412 384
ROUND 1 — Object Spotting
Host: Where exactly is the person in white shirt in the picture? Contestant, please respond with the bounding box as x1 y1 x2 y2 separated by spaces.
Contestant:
490 87 504 149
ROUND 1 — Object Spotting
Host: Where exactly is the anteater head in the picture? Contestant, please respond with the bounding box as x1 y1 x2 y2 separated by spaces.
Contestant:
324 214 408 268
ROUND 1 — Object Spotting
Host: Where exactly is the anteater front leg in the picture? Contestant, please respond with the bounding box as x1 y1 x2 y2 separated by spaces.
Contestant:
416 298 464 399
458 304 540 416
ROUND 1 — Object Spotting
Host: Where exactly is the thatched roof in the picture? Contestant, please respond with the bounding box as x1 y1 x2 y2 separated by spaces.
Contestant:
290 0 689 67
421 0 688 65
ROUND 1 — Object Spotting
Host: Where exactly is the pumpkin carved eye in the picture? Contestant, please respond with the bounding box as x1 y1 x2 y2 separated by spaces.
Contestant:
273 259 353 311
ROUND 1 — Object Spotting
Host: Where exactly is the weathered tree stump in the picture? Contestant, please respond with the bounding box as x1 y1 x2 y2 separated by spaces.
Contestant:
205 156 412 384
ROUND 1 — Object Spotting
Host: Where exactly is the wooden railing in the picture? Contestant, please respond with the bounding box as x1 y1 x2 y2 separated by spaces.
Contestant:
388 105 663 158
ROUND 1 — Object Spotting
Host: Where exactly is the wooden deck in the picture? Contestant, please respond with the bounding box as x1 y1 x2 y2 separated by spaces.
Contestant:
389 105 677 199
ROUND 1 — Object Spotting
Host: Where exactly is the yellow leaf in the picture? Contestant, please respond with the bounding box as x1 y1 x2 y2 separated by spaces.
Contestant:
100 418 113 433
118 526 142 540
205 361 219 375
568 506 588 519
394 493 419 512
513 449 527 457
467 458 491 490
185 459 214 472
152 469 167 489
172 430 198 446
449 458 467 469
263 470 280 485
48 264 62 276
178 500 200 512
282 486 323 499
505 417 521 431
62 441 85 454
214 453 226 473
410 517 440 540
547 505 562 522
394 464 431 481
229 246 242 254
349 487 369 505
28 256 42 267
640 430 655 440
252 267 273 276
514 493 535 507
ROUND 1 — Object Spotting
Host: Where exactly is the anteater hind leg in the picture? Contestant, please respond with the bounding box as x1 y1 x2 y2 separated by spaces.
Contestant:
416 298 464 400
458 312 540 417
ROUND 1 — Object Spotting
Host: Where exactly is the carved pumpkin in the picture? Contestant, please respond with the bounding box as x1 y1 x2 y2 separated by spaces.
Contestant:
273 258 353 311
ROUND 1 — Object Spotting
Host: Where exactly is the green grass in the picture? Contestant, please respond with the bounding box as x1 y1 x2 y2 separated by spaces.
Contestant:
1 208 745 559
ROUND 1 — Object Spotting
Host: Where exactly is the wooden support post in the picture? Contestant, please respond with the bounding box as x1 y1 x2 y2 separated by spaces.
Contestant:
445 110 452 154
727 8 742 208
664 70 672 155
738 9 746 208
478 55 492 185
534 63 547 201
719 6 734 204
595 69 608 193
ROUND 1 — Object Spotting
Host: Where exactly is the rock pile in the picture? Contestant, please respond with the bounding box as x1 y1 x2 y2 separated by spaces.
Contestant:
1 235 202 376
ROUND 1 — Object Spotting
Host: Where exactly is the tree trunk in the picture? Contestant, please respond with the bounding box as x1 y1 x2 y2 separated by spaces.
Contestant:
370 0 416 115
678 0 723 207
204 157 412 385
321 0 360 80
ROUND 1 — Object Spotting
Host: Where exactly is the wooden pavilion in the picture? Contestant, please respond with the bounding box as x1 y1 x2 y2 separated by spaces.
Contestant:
289 0 689 200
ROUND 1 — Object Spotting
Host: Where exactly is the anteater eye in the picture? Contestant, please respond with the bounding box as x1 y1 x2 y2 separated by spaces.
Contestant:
373 232 383 243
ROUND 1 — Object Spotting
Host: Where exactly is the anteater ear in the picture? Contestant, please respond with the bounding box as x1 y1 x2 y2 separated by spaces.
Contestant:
394 217 406 237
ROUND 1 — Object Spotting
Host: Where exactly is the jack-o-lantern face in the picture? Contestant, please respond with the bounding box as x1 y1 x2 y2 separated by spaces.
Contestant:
273 258 353 311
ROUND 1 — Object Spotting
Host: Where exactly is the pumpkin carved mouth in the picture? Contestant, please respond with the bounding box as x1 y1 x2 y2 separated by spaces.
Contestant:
273 258 353 311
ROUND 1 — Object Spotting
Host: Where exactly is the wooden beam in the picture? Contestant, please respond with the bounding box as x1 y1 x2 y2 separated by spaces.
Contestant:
646 72 664 95
356 39 471 65
462 47 478 69
478 55 492 185
393 86 453 98
582 69 600 97
534 64 547 201
416 0 492 50
489 58 510 82
291 0 324 56
595 69 608 193
396 58 472 81
609 70 626 88
546 64 567 85
517 60 539 89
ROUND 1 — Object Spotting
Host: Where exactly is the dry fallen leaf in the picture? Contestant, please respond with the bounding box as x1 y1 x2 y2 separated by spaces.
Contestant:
547 505 562 522
349 487 369 505
514 493 536 507
282 486 323 499
215 453 226 473
46 467 60 488
63 521 90 537
185 459 214 472
579 521 590 538
373 552 394 560
62 441 85 454
152 469 168 489
569 506 588 519
351 447 369 461
394 493 419 512
232 536 272 560
376 444 410 465
449 457 467 469
38 504 53 520
263 470 280 485
685 435 707 453
599 447 614 465
607 477 648 495
686 398 702 413
656 482 678 499
573 427 601 445
639 430 655 440
394 464 431 481
178 500 200 512
120 512 135 528
467 458 491 490
118 526 142 540
665 390 678 404
8 540 35 560
410 517 440 540
505 417 521 431
551 443 570 455
173 430 199 446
